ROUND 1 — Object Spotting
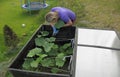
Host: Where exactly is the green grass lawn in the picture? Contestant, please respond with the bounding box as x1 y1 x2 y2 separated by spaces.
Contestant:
80 0 120 30
0 0 120 77
0 0 56 61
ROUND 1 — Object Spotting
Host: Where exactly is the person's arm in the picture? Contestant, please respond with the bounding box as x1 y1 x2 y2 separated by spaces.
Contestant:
64 19 73 26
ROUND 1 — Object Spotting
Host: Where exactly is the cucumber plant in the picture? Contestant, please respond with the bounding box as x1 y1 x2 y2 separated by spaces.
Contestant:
22 31 73 73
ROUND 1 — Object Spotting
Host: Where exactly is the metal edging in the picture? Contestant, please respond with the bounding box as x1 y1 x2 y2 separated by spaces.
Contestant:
71 27 78 77
77 44 120 51
9 68 70 77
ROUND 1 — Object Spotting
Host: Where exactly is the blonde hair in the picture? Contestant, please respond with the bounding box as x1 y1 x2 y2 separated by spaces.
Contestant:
45 12 58 24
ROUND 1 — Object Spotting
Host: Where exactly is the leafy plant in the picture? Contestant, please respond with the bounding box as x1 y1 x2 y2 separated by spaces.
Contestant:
22 31 73 73
55 20 65 29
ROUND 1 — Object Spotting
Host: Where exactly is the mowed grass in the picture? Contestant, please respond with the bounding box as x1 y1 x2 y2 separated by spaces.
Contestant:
79 0 120 30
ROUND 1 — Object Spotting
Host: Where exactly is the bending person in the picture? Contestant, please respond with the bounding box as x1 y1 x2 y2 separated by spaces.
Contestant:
45 7 76 27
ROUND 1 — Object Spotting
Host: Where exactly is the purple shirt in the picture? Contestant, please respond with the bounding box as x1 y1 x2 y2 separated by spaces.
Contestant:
51 7 76 23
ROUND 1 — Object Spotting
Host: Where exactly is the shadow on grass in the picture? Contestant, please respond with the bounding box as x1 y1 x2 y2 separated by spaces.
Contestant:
20 9 41 15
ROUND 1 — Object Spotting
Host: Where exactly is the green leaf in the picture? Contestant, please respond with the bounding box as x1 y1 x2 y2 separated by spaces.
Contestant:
55 20 65 29
35 37 47 47
55 53 65 67
37 35 42 38
65 47 73 55
59 43 71 52
39 54 47 59
30 54 47 68
49 37 56 42
35 37 54 52
52 44 59 49
41 58 55 67
46 37 56 42
51 68 59 73
30 60 39 68
56 59 65 67
22 58 34 70
37 54 48 62
27 48 42 57
41 31 49 36
48 49 58 56
63 43 71 50
44 43 54 52
63 43 71 48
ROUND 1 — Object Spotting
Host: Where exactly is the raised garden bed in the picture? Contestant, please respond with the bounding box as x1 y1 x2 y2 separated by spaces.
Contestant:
8 25 76 77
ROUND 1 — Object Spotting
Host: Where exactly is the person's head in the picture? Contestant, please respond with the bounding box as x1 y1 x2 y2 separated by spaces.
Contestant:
45 11 59 25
